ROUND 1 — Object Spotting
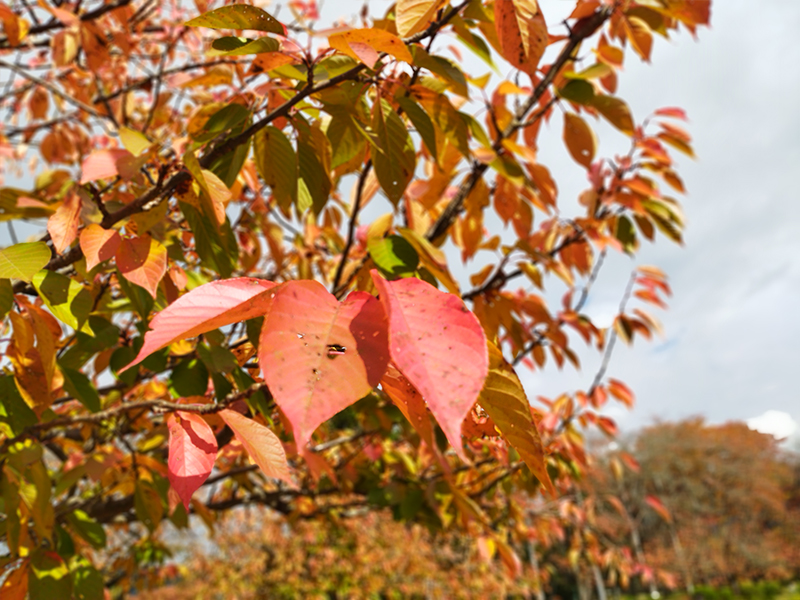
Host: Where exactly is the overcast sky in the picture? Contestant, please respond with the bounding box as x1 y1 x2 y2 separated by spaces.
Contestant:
3 1 797 441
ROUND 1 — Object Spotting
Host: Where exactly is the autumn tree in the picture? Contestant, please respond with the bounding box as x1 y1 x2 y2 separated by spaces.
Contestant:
589 420 798 588
0 0 710 596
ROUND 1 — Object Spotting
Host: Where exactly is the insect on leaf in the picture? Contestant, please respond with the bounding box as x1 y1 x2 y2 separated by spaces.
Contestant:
258 281 389 451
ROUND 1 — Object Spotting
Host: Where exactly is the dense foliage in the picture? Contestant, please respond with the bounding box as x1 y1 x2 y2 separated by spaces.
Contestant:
0 0 711 597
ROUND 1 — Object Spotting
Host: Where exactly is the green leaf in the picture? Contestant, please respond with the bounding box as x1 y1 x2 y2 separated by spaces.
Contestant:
181 202 236 277
368 235 419 278
169 357 209 397
71 560 104 600
411 46 469 98
134 481 164 533
296 122 332 216
196 103 250 142
60 367 101 413
209 35 280 56
29 549 73 600
197 343 237 374
0 242 51 281
372 99 416 205
185 5 284 34
254 126 298 212
615 215 637 253
115 268 155 319
396 96 438 165
66 510 106 550
31 270 92 333
326 111 367 170
556 80 596 106
0 278 13 318
0 375 37 437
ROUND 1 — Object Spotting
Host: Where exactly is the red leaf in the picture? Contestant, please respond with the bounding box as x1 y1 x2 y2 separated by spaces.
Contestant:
607 378 635 407
259 281 389 451
123 277 277 371
645 495 672 523
47 190 82 254
79 148 132 183
79 224 121 270
167 411 218 510
654 107 687 120
116 235 167 299
371 271 487 459
218 409 295 486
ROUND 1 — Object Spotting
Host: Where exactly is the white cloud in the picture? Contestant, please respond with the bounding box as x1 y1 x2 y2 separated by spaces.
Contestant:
747 410 798 441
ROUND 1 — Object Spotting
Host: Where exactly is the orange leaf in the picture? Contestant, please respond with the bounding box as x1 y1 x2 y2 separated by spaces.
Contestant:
607 378 635 407
47 190 82 254
0 558 28 600
218 409 295 487
562 112 596 168
116 235 167 299
80 224 121 271
494 0 548 77
380 362 434 446
79 148 133 183
328 29 414 66
124 278 278 371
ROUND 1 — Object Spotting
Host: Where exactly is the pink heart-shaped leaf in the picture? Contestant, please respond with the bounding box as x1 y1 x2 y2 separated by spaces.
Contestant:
371 271 487 460
259 280 389 451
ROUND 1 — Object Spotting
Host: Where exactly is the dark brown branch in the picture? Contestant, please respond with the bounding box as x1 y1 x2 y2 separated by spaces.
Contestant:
331 160 371 293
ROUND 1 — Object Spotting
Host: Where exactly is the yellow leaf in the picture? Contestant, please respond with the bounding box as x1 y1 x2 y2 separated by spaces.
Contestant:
478 342 554 494
395 0 446 38
329 29 413 67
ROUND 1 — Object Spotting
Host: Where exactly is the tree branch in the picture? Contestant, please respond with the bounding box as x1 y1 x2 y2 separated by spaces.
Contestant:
425 6 613 243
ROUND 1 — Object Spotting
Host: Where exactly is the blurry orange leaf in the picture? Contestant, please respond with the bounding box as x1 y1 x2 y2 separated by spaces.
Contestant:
117 235 167 299
563 112 596 168
47 191 82 254
329 29 413 66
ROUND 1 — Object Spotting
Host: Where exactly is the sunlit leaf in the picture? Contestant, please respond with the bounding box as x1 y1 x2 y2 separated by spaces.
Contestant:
124 278 277 371
479 342 554 493
218 409 294 485
371 271 487 459
31 270 92 332
259 281 390 450
0 242 51 281
79 224 121 271
494 0 548 77
185 5 285 35
329 29 414 66
167 412 218 510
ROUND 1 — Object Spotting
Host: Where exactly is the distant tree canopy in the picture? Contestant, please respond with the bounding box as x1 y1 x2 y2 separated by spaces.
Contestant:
0 0 711 597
